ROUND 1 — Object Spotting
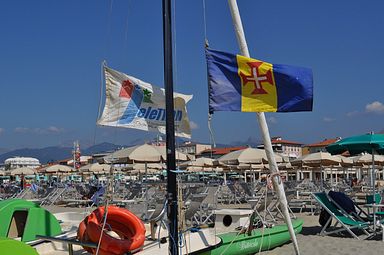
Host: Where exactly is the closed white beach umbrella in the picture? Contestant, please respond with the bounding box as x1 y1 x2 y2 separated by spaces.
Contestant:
334 155 354 167
10 167 36 176
45 164 74 173
132 163 165 171
104 144 163 163
80 163 111 174
179 157 219 169
291 152 341 189
218 147 283 165
352 154 384 181
291 152 341 167
186 166 218 173
352 153 384 166
153 146 192 161
104 144 192 163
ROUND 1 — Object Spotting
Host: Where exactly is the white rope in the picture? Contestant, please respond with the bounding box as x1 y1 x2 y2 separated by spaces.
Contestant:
122 0 133 61
95 199 109 255
203 0 215 151
257 188 269 254
218 187 272 255
95 164 114 255
208 113 216 148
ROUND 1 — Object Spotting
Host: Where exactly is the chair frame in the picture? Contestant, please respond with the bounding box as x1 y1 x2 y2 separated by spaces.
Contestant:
312 192 375 240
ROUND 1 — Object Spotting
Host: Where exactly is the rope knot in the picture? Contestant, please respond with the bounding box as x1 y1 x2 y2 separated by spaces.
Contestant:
266 172 282 190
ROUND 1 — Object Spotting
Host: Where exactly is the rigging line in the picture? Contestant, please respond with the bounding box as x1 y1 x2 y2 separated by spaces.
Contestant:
172 0 178 104
203 0 215 152
123 0 133 66
95 0 114 146
172 0 179 103
103 0 115 60
95 164 114 255
202 0 208 41
93 61 107 146
171 0 182 168
208 113 216 149
257 188 268 254
218 194 255 255
210 185 242 255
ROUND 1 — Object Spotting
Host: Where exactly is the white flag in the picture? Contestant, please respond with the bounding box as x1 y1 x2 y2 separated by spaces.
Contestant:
97 66 192 138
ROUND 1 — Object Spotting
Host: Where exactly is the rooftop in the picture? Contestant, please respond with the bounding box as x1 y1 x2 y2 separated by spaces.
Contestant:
305 138 340 147
199 146 247 156
271 138 303 146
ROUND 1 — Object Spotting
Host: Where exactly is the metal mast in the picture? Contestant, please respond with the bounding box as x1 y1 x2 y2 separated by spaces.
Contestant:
162 0 179 254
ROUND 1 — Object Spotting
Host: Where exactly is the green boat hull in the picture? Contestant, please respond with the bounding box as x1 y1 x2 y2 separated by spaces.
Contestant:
0 238 39 255
0 199 62 242
198 219 303 255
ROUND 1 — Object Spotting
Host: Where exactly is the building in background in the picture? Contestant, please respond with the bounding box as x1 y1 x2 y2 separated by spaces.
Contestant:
257 137 303 159
198 146 247 159
302 138 341 155
177 142 212 156
4 157 40 170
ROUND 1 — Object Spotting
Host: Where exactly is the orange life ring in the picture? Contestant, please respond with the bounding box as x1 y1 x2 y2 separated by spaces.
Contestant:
77 206 146 255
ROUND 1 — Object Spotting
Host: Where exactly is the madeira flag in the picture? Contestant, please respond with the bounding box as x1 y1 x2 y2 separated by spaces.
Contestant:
206 48 313 113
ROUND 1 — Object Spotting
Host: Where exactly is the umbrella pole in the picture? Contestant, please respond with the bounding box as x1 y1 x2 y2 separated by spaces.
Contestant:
145 162 148 219
320 165 323 191
228 1 300 254
372 149 377 231
372 149 375 196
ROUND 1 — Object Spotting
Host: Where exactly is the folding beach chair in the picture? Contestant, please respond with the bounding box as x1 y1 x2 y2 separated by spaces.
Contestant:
312 192 375 239
365 193 384 217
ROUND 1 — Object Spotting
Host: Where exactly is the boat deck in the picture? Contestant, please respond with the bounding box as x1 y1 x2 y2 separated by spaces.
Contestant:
136 228 221 255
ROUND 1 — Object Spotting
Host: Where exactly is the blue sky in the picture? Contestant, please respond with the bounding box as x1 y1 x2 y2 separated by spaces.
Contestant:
0 0 383 150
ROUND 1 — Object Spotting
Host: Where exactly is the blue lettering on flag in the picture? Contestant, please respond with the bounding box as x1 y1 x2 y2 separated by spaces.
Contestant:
118 85 144 124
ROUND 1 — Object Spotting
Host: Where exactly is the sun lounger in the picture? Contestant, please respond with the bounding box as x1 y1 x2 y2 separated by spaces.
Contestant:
312 192 376 239
365 193 384 217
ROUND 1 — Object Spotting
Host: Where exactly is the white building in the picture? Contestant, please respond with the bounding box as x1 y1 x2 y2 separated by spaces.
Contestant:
257 137 303 159
4 157 41 170
177 142 212 156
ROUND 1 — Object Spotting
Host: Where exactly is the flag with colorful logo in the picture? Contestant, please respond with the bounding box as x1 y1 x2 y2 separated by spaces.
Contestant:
97 66 192 138
205 48 313 113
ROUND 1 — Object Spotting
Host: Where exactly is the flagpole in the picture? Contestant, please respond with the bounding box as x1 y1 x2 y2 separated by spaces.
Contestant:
227 1 300 254
162 0 179 254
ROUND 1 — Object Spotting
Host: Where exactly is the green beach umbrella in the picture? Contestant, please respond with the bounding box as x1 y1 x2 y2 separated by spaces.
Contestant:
326 133 384 197
326 133 384 156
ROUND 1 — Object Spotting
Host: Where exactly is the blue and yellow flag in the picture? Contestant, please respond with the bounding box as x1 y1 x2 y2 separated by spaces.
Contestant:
206 48 313 113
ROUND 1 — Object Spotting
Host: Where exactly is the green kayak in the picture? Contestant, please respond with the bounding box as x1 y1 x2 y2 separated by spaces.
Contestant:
0 238 39 255
0 199 62 242
197 218 303 255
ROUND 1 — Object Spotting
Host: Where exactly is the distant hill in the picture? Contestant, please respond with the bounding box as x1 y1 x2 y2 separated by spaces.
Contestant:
229 136 262 147
82 142 125 155
0 148 10 155
0 137 262 164
0 142 127 164
0 147 73 164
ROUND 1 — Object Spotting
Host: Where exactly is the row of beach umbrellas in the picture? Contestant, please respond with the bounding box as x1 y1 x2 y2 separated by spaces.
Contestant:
103 144 192 164
326 133 384 195
2 152 383 177
3 133 384 179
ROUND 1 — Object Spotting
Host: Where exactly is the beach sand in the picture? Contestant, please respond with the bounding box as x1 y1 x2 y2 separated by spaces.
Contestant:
43 206 384 255
259 213 384 255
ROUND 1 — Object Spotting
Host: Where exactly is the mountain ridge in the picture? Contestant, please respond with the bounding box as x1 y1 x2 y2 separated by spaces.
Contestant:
0 142 127 164
0 137 262 164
